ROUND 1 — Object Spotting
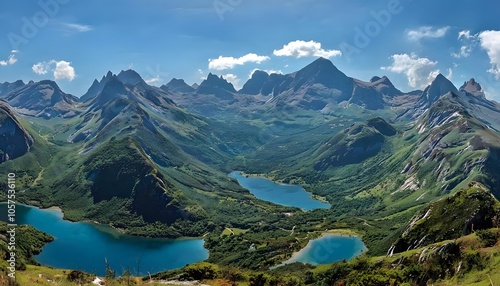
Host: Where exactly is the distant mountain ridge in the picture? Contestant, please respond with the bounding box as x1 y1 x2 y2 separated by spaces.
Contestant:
0 80 25 96
0 80 79 118
161 78 195 93
163 57 495 116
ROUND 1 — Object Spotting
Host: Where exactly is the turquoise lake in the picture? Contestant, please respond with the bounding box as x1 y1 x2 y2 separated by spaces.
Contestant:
276 234 367 267
0 204 208 276
228 171 330 210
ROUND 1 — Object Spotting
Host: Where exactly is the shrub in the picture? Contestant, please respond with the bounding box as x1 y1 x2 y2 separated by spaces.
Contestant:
184 262 218 280
67 270 92 283
476 229 500 247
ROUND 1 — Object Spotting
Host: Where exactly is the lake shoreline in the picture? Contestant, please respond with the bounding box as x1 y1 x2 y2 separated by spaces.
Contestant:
229 171 331 210
271 231 368 269
2 202 205 240
0 204 209 276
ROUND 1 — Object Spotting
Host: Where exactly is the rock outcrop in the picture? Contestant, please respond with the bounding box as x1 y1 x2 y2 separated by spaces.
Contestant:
0 102 33 163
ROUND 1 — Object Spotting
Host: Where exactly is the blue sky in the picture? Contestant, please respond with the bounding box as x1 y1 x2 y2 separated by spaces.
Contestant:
2 0 500 101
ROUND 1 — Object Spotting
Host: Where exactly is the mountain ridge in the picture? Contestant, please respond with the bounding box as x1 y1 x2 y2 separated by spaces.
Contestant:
1 58 500 279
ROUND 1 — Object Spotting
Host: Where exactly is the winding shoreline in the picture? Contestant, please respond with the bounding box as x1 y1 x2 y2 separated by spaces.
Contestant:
271 230 368 269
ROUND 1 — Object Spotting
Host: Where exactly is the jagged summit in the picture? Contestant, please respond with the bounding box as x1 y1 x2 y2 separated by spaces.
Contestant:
104 70 113 79
82 69 147 102
89 76 129 109
460 78 485 98
420 73 459 106
198 73 237 93
81 71 115 102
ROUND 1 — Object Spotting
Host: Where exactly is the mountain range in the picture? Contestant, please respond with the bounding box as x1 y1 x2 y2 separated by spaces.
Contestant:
1 57 500 282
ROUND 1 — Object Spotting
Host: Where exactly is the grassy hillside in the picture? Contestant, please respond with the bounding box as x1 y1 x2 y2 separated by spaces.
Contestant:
391 183 500 254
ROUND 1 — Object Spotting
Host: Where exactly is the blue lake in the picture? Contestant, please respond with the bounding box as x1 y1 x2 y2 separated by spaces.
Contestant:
0 204 208 276
276 234 367 267
228 171 330 210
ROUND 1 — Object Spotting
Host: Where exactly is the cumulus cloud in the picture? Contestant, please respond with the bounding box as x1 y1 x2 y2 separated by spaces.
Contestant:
479 30 500 79
452 45 472 58
406 26 450 41
381 53 441 89
32 60 76 81
451 30 478 59
458 30 472 40
273 40 341 58
208 53 269 70
0 50 18 66
54 61 76 81
32 60 55 74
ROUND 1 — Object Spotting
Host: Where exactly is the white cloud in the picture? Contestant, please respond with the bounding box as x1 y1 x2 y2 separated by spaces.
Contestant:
452 30 478 59
479 30 500 79
208 53 269 70
381 53 441 89
273 40 341 58
54 61 76 81
248 68 283 78
145 77 162 85
32 60 76 81
62 23 93 33
452 45 472 58
458 30 472 40
222 74 240 89
0 50 18 66
406 26 450 41
446 68 453 80
32 60 55 74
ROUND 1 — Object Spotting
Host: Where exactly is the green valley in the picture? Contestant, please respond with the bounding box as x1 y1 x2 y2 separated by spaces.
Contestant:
1 57 500 285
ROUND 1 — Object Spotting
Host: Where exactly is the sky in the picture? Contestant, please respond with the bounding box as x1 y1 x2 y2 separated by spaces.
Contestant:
1 0 500 101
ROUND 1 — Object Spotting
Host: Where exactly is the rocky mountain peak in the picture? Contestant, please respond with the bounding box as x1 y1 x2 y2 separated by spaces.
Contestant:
0 80 25 96
117 69 146 86
239 70 270 95
0 102 34 163
81 71 116 102
420 73 459 105
293 57 351 90
163 78 195 93
369 75 401 97
198 73 236 93
459 78 485 98
89 76 129 109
